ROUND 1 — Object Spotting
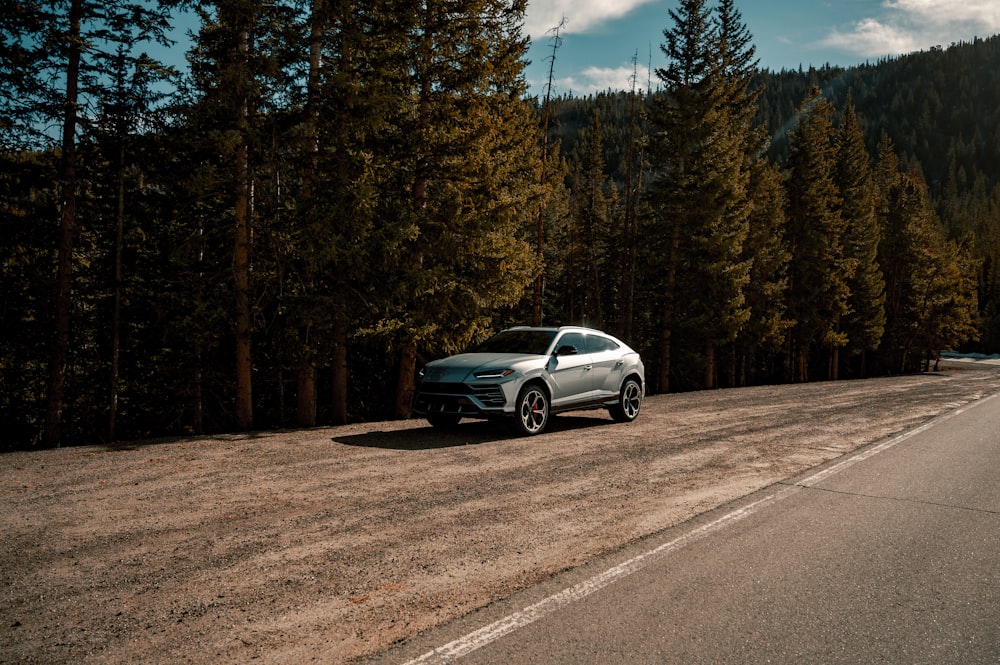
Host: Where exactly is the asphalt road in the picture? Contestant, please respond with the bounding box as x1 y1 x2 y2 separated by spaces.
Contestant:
375 391 1000 664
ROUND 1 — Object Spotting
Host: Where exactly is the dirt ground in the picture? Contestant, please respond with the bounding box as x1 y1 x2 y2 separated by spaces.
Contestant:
3 359 1000 664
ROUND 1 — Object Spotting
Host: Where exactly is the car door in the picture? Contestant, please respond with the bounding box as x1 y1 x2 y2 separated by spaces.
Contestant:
587 334 624 399
546 332 594 407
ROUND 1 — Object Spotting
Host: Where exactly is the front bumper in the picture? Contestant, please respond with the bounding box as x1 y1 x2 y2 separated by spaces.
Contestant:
413 381 512 418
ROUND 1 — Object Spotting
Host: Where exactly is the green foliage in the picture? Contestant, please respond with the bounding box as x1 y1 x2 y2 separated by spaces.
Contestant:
550 110 618 328
735 158 791 384
366 0 542 390
875 137 980 373
645 0 755 390
836 98 885 375
785 86 850 380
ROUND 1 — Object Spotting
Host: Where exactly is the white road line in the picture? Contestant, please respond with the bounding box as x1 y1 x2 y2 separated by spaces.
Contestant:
797 391 997 488
402 393 997 665
405 489 795 664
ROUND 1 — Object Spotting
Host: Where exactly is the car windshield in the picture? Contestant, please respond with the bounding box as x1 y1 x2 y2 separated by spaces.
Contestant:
473 330 556 355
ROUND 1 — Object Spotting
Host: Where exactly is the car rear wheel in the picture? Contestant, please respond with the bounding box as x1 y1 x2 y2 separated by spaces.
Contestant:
609 377 642 422
513 384 549 436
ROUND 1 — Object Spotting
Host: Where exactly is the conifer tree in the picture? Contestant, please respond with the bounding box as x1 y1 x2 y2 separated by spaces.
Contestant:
285 0 407 425
646 0 751 390
875 136 979 372
916 236 980 367
784 86 850 382
707 0 760 386
185 0 300 431
206 0 255 431
646 0 710 392
380 0 541 418
736 159 791 384
45 0 83 447
565 111 615 327
835 97 885 377
615 52 652 342
714 0 760 132
290 0 325 428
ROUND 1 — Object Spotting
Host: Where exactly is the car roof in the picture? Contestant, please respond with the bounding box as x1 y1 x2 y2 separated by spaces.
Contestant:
504 325 610 335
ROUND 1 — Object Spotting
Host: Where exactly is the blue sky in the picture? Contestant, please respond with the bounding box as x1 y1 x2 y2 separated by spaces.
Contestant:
522 0 1000 95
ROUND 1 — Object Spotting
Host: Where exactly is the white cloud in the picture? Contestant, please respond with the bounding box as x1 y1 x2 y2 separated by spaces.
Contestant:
822 18 922 56
523 0 658 39
821 0 1000 58
526 64 641 96
574 65 640 93
887 0 1000 30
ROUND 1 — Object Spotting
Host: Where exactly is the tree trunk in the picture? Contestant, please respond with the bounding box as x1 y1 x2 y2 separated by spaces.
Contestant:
296 364 316 427
704 342 715 389
109 125 125 442
43 0 83 448
330 290 349 424
394 339 417 419
658 326 672 394
797 348 809 383
658 212 681 394
234 138 253 431
233 21 253 432
294 0 325 428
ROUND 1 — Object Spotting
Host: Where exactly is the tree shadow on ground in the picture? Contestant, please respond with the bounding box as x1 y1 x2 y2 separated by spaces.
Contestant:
331 414 616 450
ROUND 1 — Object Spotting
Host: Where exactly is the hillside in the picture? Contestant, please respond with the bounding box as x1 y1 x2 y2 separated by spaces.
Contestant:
548 34 1000 352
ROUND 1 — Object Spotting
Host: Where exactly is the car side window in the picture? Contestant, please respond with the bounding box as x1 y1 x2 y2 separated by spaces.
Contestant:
588 335 620 353
556 332 586 355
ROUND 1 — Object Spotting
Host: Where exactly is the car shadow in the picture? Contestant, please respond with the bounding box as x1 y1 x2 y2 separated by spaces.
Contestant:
331 414 616 450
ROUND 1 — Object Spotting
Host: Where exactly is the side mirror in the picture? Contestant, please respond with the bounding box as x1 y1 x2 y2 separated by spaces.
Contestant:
555 344 579 357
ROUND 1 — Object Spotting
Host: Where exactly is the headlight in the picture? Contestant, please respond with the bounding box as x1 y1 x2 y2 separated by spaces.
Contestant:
473 368 515 379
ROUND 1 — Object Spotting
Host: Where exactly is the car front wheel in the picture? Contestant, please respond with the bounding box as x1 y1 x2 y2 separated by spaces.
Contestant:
513 384 549 436
609 377 642 422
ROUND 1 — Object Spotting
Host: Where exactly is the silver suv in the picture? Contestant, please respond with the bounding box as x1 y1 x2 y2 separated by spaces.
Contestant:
414 326 645 436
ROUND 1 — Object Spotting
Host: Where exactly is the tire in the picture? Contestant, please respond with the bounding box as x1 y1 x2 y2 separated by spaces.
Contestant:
512 384 549 436
427 413 461 428
609 377 642 422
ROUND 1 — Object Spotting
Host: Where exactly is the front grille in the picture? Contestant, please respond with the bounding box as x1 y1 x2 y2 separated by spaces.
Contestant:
414 382 506 414
418 382 471 395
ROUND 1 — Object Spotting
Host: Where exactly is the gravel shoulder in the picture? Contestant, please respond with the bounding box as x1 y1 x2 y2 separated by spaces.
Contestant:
3 360 1000 664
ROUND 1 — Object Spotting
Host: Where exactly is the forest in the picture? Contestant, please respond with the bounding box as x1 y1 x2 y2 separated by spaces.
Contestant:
1 0 996 449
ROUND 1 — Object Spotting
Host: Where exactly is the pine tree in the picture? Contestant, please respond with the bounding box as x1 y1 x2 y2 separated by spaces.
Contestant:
736 159 791 385
707 0 760 386
646 0 711 392
646 0 752 391
284 0 407 426
43 0 83 447
876 137 979 372
785 86 850 382
564 110 615 328
185 0 301 431
916 236 979 367
835 97 884 377
378 0 542 418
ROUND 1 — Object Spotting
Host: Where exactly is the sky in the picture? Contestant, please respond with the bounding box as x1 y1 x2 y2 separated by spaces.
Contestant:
521 0 1000 96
